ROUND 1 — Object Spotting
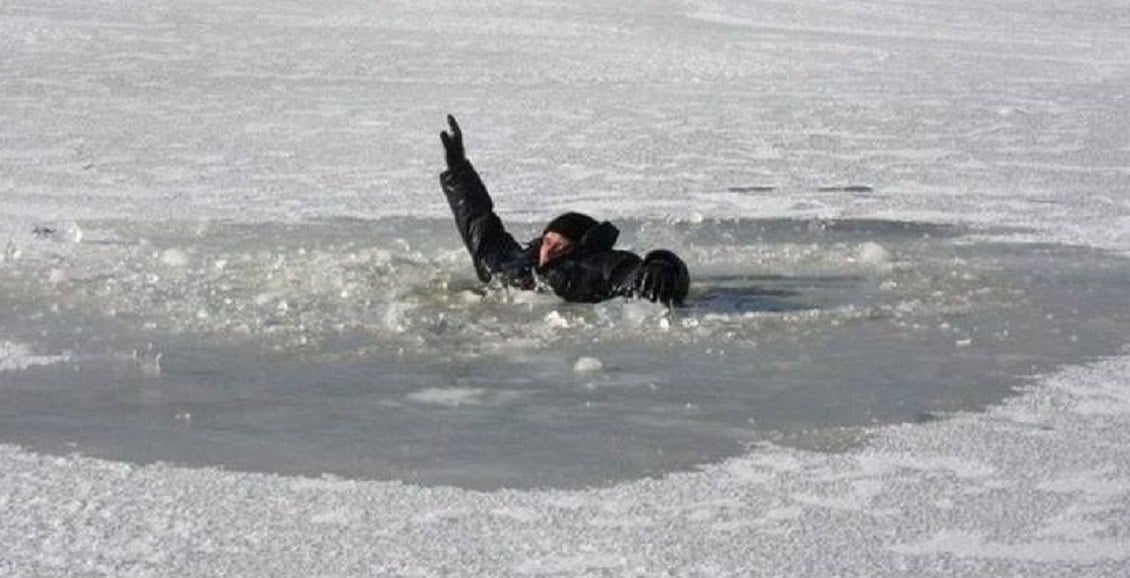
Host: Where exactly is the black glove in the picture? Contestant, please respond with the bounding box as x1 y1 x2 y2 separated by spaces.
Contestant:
440 114 466 169
636 249 690 306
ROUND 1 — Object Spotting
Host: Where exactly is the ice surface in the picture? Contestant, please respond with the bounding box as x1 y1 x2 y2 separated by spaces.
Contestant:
2 0 1130 574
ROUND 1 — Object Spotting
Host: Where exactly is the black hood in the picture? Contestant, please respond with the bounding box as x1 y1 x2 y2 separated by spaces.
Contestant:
573 220 619 252
543 212 600 243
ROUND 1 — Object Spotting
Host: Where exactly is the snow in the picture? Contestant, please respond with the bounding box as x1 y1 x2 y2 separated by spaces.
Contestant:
2 0 1130 575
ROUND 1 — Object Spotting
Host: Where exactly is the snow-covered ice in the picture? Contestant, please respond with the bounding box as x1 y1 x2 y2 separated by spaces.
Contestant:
2 0 1130 575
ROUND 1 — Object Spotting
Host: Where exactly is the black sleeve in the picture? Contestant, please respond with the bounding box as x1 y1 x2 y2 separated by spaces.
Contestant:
541 250 644 303
439 160 529 285
545 249 690 305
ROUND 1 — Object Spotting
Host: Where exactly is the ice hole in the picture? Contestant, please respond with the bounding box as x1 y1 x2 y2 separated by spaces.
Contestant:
2 217 1129 490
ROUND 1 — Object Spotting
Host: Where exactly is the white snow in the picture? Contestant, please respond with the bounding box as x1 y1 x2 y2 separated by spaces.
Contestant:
2 0 1130 575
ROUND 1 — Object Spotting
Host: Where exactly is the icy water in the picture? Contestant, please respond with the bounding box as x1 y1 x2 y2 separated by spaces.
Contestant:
2 217 1129 490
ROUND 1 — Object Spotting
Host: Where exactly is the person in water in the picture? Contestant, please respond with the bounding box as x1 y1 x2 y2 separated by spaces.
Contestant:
439 115 690 305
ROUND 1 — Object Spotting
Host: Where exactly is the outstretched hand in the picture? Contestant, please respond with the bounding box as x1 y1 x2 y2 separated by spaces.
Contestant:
440 114 466 169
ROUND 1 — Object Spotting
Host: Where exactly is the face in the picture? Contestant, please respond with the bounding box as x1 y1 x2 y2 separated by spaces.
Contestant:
538 231 574 267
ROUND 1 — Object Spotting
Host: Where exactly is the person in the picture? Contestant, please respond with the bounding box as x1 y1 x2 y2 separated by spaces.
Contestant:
439 115 690 305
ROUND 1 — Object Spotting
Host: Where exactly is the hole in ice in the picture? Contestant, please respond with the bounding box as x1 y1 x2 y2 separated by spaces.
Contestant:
1 217 1129 490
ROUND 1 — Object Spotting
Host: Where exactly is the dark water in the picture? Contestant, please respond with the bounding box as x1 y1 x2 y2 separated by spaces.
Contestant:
1 218 1128 489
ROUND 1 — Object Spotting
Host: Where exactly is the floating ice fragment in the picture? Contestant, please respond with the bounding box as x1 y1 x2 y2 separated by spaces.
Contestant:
511 290 544 305
574 356 603 373
159 248 190 268
545 310 569 329
64 221 83 243
407 387 485 407
2 241 21 261
1 341 69 371
854 242 892 266
622 300 664 326
47 268 69 285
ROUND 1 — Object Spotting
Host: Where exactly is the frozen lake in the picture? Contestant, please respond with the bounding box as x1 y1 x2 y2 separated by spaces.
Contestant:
2 0 1129 574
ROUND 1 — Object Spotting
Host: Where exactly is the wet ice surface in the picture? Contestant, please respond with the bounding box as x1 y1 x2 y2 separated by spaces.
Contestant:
3 217 1128 489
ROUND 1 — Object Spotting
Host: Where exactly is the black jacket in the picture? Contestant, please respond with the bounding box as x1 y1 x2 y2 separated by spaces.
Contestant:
440 160 651 303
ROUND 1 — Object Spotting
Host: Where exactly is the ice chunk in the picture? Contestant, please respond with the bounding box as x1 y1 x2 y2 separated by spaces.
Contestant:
159 248 191 268
1 341 69 372
47 268 69 285
622 300 665 327
407 387 486 407
855 242 892 266
573 356 603 373
1 241 21 262
545 310 570 329
64 221 83 243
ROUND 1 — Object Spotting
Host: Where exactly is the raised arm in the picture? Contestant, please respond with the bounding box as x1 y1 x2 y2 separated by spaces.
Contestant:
439 115 528 284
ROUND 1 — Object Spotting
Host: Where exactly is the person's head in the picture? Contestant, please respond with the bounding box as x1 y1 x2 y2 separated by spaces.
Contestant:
539 212 598 267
